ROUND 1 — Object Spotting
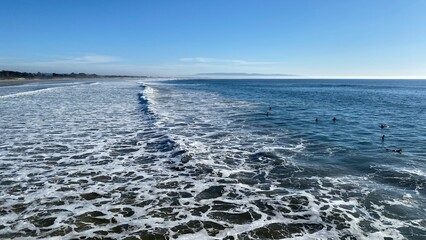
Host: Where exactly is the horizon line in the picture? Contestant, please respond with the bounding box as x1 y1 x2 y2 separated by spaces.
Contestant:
2 69 426 80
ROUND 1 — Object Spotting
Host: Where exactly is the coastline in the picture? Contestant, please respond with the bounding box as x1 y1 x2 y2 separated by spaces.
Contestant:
0 77 146 87
0 78 50 87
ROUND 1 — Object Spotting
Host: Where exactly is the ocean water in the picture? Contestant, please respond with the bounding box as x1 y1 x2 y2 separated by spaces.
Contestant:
0 79 425 239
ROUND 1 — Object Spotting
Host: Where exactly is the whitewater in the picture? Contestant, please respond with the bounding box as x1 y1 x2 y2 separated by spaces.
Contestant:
0 79 425 239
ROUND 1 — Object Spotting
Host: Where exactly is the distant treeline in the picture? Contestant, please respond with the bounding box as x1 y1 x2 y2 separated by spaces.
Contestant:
0 70 145 80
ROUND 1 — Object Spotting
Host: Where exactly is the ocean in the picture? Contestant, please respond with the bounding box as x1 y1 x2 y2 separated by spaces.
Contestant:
0 79 425 239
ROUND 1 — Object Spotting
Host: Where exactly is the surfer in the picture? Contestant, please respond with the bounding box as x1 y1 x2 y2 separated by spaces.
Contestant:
332 117 336 122
386 148 402 154
266 111 269 117
380 124 385 129
315 118 318 123
381 135 385 141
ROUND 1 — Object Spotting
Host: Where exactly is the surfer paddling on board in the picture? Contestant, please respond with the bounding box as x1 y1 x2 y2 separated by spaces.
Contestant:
386 148 402 154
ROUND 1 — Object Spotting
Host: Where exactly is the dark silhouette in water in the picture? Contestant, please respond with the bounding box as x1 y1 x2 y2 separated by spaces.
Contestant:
269 107 272 110
386 148 402 154
266 111 269 117
382 135 385 141
380 124 385 129
332 117 336 122
315 118 318 123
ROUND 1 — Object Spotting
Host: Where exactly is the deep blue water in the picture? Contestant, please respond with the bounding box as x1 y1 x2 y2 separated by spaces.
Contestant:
142 79 426 239
0 79 425 239
156 79 426 176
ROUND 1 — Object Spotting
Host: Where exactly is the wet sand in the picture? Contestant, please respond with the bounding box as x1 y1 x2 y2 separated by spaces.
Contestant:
0 78 139 87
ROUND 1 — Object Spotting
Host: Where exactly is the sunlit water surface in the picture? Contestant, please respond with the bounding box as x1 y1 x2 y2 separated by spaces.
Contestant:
0 79 425 239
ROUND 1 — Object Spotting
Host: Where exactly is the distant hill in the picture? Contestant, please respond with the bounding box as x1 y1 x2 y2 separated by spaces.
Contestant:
195 72 297 77
0 70 146 80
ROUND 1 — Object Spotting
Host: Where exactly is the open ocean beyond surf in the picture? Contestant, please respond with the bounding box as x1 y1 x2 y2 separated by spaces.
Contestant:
0 79 426 239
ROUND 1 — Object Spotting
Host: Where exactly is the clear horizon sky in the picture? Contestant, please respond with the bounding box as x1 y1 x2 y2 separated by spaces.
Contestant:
1 0 426 78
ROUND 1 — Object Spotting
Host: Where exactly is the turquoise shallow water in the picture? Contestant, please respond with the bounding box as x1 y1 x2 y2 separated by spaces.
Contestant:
0 79 425 239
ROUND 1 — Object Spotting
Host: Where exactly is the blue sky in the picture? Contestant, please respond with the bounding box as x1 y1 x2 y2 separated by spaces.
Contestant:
1 0 426 77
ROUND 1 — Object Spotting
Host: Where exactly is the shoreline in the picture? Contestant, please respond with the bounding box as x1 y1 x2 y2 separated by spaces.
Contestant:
0 77 147 87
